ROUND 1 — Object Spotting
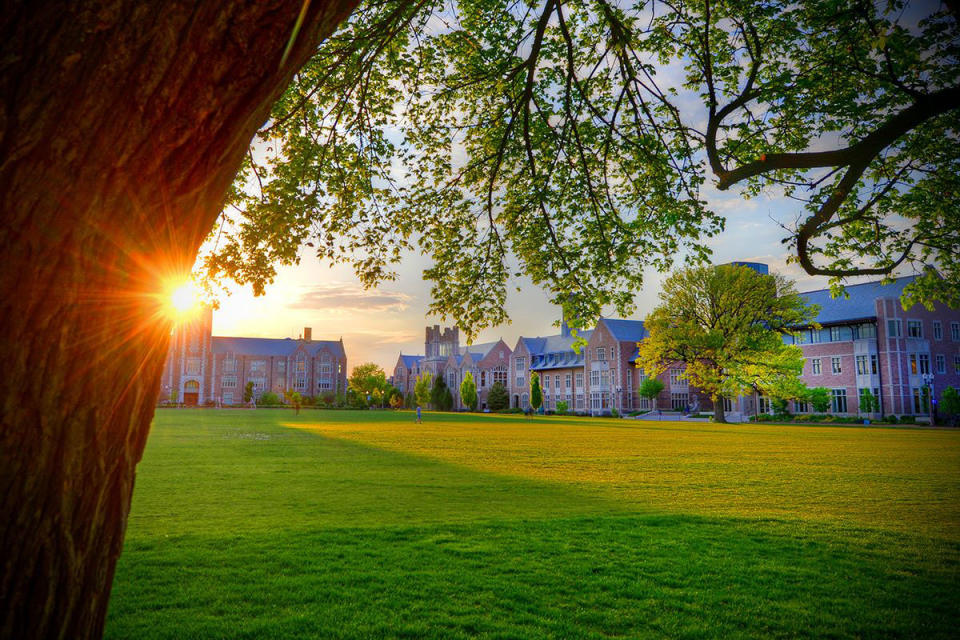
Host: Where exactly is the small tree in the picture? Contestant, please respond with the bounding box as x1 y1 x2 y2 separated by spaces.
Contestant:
940 386 960 427
169 388 179 406
431 375 451 411
389 392 404 409
638 378 665 411
349 362 388 406
556 400 568 415
258 391 281 406
284 389 302 415
243 381 255 405
808 387 831 413
858 389 878 415
530 373 543 413
414 372 433 409
441 387 454 411
460 371 478 411
487 381 509 411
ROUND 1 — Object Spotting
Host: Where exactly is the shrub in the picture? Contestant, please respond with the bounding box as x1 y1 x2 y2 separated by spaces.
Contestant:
610 407 619 418
258 392 281 406
556 400 568 415
487 381 509 411
899 415 916 424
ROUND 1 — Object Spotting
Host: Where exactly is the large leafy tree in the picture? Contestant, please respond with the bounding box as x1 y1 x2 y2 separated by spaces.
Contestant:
635 264 819 423
206 0 960 341
0 2 358 637
414 372 433 409
349 362 388 404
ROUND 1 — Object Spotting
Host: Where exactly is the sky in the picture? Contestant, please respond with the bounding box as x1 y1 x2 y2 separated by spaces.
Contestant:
210 185 850 374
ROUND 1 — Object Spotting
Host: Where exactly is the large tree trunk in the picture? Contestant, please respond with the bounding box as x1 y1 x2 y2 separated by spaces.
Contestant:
713 399 727 424
0 1 357 637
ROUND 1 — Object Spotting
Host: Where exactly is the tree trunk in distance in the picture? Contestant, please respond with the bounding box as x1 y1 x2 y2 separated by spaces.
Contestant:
713 399 727 424
0 1 358 637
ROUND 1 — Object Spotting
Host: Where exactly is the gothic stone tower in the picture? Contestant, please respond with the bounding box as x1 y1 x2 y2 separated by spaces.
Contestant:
161 306 213 405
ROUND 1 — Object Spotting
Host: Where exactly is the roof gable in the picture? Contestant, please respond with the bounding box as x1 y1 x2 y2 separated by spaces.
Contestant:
801 275 917 325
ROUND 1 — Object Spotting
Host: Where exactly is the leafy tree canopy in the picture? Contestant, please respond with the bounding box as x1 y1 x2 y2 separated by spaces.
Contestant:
636 264 818 422
415 371 433 408
202 0 959 339
530 372 543 410
349 362 388 401
487 380 510 411
638 377 665 401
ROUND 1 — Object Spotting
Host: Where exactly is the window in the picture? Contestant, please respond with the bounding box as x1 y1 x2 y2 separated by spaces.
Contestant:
933 321 943 341
251 378 265 391
758 396 771 414
600 370 610 388
913 387 930 414
831 357 841 374
565 374 571 389
222 357 237 373
222 392 234 405
575 372 584 389
596 347 606 361
186 358 201 375
859 323 877 339
318 380 331 390
936 354 946 374
856 355 868 375
797 331 807 344
499 350 504 359
626 369 632 389
591 393 602 410
831 388 847 413
888 319 902 338
830 326 842 342
590 370 600 386
637 369 647 383
811 358 822 375
670 369 684 385
809 329 821 343
955 355 960 373
909 354 917 374
576 393 584 409
871 354 878 374
296 358 306 374
295 376 306 391
639 396 650 410
671 393 689 410
794 400 809 413
250 360 266 374
907 320 923 339
521 393 529 407
723 397 733 412
910 353 931 375
555 375 560 390
221 375 237 388
952 322 960 341
919 353 930 374
542 374 549 390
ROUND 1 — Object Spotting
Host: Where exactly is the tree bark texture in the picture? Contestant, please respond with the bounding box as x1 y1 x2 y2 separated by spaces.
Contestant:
0 1 358 637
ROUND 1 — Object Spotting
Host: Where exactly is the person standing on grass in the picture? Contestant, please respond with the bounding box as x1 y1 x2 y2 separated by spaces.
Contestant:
416 405 422 423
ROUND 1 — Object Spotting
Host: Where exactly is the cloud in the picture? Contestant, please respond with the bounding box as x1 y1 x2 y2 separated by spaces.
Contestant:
290 283 413 313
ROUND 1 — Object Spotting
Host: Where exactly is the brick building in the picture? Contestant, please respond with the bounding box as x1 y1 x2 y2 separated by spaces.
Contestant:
161 307 347 406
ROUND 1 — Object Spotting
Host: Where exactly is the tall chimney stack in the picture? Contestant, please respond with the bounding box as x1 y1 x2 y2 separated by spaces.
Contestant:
303 327 312 341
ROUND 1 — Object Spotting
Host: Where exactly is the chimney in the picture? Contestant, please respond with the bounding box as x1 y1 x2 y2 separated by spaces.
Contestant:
303 327 312 341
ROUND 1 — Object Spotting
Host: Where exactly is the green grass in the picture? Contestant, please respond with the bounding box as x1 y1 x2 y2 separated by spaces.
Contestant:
106 409 960 638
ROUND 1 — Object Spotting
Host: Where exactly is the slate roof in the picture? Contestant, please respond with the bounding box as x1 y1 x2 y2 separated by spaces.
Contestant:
600 318 647 342
212 336 345 358
800 275 917 325
399 354 424 368
459 341 500 359
520 330 593 371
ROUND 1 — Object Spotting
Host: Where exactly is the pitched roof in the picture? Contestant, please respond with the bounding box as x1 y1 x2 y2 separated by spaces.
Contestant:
399 354 424 368
459 341 500 359
801 275 917 325
212 336 345 358
600 318 647 342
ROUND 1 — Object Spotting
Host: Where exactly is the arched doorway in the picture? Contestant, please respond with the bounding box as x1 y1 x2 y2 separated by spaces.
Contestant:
183 380 200 406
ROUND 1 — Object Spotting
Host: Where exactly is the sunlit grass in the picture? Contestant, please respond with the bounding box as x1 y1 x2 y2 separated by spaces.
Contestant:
106 410 960 639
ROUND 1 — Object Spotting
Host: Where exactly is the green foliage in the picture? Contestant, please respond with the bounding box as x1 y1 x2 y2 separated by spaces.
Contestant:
555 400 568 415
258 392 281 406
204 1 959 338
858 389 879 415
414 372 433 409
243 381 254 404
431 375 453 411
637 265 817 420
610 407 619 419
808 388 832 414
487 381 509 411
638 378 665 409
169 389 179 404
942 387 960 426
459 371 478 411
530 373 542 412
349 362 388 405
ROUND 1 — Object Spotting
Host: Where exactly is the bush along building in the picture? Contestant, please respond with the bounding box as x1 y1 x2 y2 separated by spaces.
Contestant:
161 307 347 406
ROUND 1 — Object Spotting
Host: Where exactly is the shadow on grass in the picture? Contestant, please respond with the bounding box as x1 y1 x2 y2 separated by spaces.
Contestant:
108 514 960 639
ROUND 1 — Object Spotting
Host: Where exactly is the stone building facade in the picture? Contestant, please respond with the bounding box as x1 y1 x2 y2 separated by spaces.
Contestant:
161 308 347 406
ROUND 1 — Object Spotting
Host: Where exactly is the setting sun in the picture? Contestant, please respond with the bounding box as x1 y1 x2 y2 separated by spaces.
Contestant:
164 280 201 322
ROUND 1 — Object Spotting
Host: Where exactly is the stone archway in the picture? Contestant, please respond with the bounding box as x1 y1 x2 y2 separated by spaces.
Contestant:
183 380 200 406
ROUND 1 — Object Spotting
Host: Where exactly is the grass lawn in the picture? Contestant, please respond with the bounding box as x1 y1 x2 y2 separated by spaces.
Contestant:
106 410 960 638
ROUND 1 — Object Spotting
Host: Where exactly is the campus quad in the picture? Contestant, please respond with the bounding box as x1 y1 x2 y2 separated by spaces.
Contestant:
105 409 959 639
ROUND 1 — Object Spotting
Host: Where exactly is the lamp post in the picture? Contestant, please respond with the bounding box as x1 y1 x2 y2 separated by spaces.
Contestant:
615 385 622 416
922 372 936 424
